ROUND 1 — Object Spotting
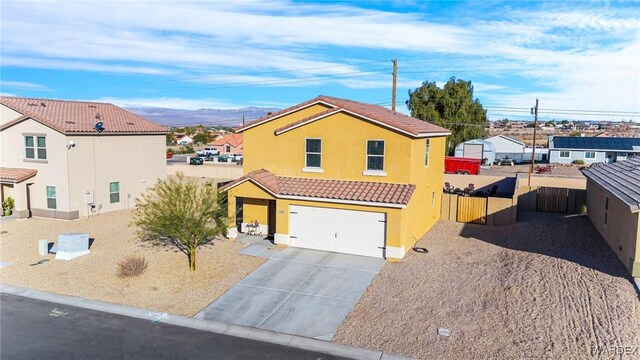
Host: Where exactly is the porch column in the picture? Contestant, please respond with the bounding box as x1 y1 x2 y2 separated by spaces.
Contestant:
226 193 237 239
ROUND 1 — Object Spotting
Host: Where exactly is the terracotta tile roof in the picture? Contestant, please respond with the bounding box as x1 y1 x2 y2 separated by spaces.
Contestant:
223 169 415 206
237 95 450 138
211 133 243 147
582 157 640 212
0 96 169 134
0 167 37 183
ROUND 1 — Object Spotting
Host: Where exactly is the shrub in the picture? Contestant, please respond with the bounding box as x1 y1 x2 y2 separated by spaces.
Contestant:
573 159 585 165
117 255 148 278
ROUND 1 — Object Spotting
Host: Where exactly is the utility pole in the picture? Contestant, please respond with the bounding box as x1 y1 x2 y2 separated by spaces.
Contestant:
391 59 397 112
527 98 539 187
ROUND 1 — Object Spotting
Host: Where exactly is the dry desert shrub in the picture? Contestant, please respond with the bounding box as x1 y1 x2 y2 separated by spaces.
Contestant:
117 255 148 278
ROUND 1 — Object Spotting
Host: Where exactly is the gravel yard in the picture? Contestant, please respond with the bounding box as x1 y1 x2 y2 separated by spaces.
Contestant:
0 210 264 316
334 212 640 359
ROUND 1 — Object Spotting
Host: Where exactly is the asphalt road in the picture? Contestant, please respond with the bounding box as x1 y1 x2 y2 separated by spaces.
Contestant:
0 294 350 360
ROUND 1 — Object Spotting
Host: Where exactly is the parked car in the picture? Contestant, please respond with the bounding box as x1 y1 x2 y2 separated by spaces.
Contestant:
229 153 243 162
166 152 174 159
189 156 204 165
196 147 220 157
217 155 229 162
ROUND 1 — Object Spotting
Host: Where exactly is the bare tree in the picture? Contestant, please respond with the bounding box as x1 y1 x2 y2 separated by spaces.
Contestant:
132 173 227 271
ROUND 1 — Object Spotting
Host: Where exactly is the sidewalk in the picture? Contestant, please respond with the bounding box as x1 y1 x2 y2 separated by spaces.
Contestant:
0 284 410 360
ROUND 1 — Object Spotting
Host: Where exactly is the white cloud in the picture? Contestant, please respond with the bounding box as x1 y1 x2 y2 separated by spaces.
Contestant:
0 81 49 91
1 1 638 117
93 96 256 110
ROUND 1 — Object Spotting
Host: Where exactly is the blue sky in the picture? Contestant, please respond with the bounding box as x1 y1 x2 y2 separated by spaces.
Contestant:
1 0 639 122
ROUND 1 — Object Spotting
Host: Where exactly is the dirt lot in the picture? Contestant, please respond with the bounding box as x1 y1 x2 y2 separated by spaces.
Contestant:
0 210 264 316
334 212 640 359
482 163 584 178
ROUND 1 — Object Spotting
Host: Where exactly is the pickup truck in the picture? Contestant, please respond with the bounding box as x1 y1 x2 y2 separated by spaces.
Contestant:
196 147 220 157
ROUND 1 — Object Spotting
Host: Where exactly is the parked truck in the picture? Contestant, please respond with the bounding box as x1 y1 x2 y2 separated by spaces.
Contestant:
444 156 481 175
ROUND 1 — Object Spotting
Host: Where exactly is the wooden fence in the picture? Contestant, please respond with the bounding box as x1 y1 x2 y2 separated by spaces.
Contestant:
536 187 569 213
457 196 488 225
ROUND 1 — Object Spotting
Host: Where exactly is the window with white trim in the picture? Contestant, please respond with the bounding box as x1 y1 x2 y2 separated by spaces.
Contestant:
559 151 570 158
305 139 322 168
604 196 608 226
225 144 231 152
425 139 430 167
585 151 596 159
46 186 56 209
109 182 120 204
366 140 384 171
25 135 47 160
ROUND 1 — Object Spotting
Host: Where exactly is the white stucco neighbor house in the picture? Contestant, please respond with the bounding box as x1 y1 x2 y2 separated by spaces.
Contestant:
0 97 168 219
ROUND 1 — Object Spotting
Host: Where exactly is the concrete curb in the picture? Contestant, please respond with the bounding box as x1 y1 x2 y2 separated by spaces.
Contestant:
1 284 413 360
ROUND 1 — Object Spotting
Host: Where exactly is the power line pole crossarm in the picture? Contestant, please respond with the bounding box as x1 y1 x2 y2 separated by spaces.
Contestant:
391 59 397 112
527 98 539 187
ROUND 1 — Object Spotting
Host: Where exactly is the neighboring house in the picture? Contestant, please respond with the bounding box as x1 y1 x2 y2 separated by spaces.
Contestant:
583 158 640 279
549 136 640 164
222 96 450 260
0 97 168 219
453 139 495 166
485 135 548 163
211 133 243 155
178 135 193 145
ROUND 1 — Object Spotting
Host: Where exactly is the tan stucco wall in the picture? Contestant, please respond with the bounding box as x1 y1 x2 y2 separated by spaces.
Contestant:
0 118 71 217
167 163 242 181
67 134 166 217
0 114 166 219
586 179 640 277
0 104 23 125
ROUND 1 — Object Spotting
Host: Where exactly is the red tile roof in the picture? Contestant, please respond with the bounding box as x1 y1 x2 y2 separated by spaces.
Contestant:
0 167 37 183
223 169 415 206
237 95 450 138
211 133 243 147
0 97 169 134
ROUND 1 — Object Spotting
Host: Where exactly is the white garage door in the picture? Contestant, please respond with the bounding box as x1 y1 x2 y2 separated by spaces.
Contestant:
289 205 386 258
463 143 483 159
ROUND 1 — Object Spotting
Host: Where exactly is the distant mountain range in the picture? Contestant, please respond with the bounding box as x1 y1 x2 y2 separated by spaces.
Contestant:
126 106 281 127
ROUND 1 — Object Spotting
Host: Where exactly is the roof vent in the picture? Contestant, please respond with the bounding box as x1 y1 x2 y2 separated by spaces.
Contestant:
126 122 134 125
27 103 38 106
95 113 101 119
65 121 76 124
40 102 46 107
88 105 96 108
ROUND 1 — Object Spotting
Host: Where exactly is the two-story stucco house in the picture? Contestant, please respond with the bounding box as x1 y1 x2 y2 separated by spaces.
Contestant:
0 97 168 219
222 96 450 260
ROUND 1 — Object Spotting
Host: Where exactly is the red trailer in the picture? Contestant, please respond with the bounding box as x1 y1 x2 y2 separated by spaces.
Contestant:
445 156 481 175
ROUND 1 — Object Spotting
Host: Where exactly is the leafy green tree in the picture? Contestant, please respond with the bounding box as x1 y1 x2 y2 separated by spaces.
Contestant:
132 173 227 272
406 77 487 154
193 132 211 145
166 131 176 146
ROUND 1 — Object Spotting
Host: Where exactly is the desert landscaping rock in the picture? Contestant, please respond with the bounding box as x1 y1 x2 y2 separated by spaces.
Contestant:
0 210 264 316
333 212 640 359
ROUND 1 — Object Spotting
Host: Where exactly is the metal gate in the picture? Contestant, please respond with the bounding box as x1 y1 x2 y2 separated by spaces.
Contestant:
457 196 488 225
536 187 569 213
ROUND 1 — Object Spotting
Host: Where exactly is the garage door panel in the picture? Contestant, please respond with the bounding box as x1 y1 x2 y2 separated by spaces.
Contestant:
289 205 385 258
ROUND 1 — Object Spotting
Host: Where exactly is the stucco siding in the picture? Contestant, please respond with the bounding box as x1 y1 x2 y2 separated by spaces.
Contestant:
0 104 23 125
67 134 166 217
0 118 70 215
586 178 640 276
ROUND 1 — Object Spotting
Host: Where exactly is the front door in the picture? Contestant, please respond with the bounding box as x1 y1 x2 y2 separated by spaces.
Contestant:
267 200 276 237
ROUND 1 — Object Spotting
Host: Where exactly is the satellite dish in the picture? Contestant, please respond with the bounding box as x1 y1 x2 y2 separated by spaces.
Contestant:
95 122 105 133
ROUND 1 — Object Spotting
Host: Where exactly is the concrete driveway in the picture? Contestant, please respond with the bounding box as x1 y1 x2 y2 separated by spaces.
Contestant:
196 246 385 341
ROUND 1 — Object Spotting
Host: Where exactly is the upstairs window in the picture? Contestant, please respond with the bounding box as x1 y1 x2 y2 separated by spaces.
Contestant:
25 135 47 160
559 151 570 158
425 139 431 167
305 139 322 168
225 144 231 152
110 182 120 204
366 140 385 171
